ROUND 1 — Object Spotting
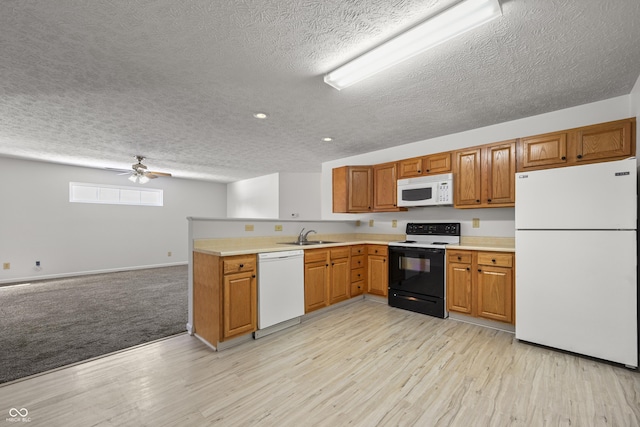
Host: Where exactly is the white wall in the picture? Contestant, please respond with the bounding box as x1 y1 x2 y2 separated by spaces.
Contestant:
631 73 640 126
321 95 636 237
0 157 226 283
227 173 279 218
227 172 322 220
279 172 322 220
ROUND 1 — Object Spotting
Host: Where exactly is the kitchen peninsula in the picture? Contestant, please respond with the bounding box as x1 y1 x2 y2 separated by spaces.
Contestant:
188 217 515 351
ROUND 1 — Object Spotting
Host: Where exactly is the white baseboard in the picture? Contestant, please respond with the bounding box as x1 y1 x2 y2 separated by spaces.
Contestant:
0 262 188 285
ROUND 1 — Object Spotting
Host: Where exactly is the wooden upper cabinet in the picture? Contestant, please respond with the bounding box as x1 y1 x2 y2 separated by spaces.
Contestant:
332 166 372 213
575 119 633 162
519 131 568 170
517 118 635 172
373 162 404 211
398 152 452 178
484 141 516 206
423 152 452 175
454 148 482 207
398 157 423 178
455 141 515 208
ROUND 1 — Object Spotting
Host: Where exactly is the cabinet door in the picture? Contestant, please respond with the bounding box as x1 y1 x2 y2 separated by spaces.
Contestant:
423 152 452 175
330 257 350 304
373 162 400 211
477 265 513 323
447 262 473 314
348 166 373 212
223 271 257 339
519 132 568 170
455 148 482 207
575 119 632 163
484 141 515 206
367 255 388 296
304 260 329 313
398 157 423 178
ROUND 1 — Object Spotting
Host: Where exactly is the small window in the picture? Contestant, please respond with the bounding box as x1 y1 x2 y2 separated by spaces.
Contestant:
70 182 163 206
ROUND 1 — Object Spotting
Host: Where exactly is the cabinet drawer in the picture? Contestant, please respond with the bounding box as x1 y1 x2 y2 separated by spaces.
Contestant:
305 249 328 264
477 252 513 268
330 247 350 260
351 255 365 269
223 256 256 274
448 252 472 264
351 280 365 296
350 245 366 256
368 245 387 256
351 267 365 283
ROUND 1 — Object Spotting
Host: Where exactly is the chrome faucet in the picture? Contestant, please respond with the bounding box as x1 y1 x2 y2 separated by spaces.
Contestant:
297 228 317 243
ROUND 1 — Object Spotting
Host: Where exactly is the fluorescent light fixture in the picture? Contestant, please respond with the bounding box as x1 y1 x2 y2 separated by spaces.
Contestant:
324 0 502 90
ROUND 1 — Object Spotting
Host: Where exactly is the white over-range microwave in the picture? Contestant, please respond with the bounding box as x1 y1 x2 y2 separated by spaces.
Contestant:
397 173 453 207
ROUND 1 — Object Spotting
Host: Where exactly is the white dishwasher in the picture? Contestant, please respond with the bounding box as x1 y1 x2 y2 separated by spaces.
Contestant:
256 250 305 338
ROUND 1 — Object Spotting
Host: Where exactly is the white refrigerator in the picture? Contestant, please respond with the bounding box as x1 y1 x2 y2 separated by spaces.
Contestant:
515 157 638 367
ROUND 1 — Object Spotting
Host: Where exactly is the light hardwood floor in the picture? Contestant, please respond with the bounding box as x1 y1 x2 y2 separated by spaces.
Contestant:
1 300 639 426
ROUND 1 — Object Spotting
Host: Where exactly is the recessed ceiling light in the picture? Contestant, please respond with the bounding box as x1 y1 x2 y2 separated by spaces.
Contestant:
322 137 334 142
253 112 268 119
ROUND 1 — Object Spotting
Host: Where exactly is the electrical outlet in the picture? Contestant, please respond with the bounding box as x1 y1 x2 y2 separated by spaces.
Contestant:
3 262 9 270
274 225 283 231
35 261 41 267
167 251 172 257
355 220 361 227
369 219 374 227
245 224 254 232
392 220 397 228
472 218 480 228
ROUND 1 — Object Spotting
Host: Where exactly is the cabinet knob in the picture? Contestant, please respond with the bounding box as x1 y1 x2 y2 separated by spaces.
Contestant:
331 262 334 266
476 200 480 203
326 264 329 267
457 256 461 260
478 269 482 272
577 154 583 159
239 263 244 268
357 274 361 277
492 259 496 263
252 274 256 278
393 204 396 207
487 199 492 202
383 259 386 263
417 170 421 173
426 169 430 173
375 250 378 253
561 156 566 160
466 267 470 271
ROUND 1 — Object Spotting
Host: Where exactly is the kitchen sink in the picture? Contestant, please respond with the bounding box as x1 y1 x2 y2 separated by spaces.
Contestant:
279 240 338 246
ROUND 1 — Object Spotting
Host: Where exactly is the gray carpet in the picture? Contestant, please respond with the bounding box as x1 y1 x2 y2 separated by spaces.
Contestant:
0 265 187 384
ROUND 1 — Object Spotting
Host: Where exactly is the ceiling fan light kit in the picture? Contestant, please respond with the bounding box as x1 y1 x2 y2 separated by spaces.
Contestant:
116 155 172 184
324 0 502 90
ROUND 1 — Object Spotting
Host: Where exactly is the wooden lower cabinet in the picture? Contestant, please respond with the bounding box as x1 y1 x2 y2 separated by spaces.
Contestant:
304 247 351 313
193 252 257 346
329 247 350 304
367 245 388 297
350 245 366 297
446 250 514 324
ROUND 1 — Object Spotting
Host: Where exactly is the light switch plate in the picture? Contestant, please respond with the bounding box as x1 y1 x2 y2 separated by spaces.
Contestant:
472 218 480 228
3 262 10 270
392 220 397 228
245 224 254 231
275 225 283 231
369 219 374 227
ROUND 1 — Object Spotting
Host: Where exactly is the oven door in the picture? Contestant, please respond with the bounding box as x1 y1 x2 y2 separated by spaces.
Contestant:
388 247 445 298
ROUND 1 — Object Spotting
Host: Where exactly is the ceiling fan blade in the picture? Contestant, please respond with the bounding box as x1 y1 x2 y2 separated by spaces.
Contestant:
147 171 172 177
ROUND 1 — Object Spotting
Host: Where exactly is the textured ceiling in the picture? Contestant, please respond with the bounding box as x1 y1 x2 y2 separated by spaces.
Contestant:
1 0 639 182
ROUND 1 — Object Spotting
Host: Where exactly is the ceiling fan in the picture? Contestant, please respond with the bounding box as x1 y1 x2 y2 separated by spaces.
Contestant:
117 156 172 184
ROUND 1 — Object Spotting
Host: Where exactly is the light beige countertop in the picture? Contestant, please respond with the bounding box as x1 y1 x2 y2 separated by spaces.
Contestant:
451 236 515 252
194 233 404 256
194 234 515 256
